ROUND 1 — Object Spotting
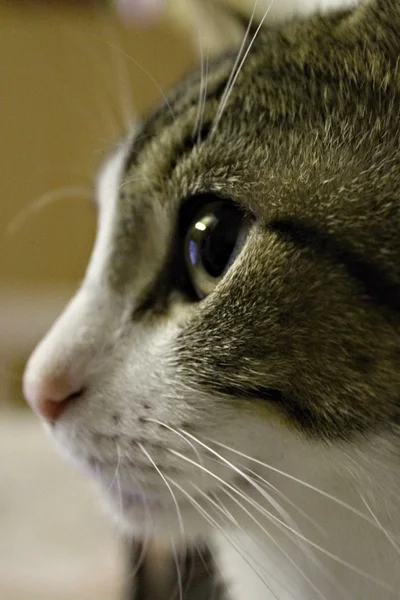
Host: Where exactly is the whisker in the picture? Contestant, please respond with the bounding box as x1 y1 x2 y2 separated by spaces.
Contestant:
179 543 195 600
212 0 260 132
92 460 127 567
361 494 400 557
191 539 221 600
171 436 319 537
173 448 328 598
170 449 305 547
96 13 134 132
137 443 185 541
206 489 240 527
228 471 346 597
136 441 186 600
221 485 330 600
191 483 299 599
212 0 276 134
251 472 352 599
188 0 211 143
242 465 327 537
118 175 163 190
190 0 206 140
167 476 280 599
205 437 378 527
6 185 92 235
144 418 208 488
197 49 210 144
137 443 185 600
168 530 184 600
92 37 176 122
127 477 154 581
60 23 124 140
107 439 122 493
173 435 396 593
147 416 367 539
151 420 320 550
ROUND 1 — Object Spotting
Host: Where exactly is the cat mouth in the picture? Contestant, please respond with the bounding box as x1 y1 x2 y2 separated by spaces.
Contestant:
104 473 251 514
92 466 183 510
105 480 210 517
87 465 171 509
84 453 253 513
110 486 167 510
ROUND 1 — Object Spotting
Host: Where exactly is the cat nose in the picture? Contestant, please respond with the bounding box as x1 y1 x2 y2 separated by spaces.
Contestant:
23 372 85 423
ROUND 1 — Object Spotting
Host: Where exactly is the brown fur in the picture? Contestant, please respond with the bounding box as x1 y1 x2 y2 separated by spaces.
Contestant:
114 0 400 440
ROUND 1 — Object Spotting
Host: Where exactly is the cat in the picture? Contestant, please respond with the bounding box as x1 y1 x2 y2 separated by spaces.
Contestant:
23 0 400 598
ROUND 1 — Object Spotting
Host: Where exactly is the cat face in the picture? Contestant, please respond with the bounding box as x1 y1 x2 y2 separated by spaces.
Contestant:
24 0 400 542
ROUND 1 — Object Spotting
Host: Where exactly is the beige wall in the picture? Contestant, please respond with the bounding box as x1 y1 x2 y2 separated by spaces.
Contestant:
0 9 195 598
0 3 194 407
1 3 194 286
0 9 196 598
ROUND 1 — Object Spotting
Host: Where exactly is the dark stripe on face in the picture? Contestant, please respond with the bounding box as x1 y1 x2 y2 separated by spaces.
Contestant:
207 383 367 440
124 51 237 173
166 121 212 174
269 217 400 313
214 384 284 404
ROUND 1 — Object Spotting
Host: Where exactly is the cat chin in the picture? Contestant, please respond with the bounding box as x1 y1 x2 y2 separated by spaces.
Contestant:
101 491 212 543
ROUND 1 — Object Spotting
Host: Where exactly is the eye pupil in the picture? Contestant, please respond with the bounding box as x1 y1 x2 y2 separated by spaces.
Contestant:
184 199 250 299
201 215 241 278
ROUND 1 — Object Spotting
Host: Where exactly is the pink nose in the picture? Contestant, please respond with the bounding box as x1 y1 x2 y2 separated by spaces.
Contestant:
23 373 84 423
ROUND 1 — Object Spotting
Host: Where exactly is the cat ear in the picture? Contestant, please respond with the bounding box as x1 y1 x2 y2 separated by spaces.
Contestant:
168 0 362 56
115 0 166 24
168 0 246 55
338 0 400 54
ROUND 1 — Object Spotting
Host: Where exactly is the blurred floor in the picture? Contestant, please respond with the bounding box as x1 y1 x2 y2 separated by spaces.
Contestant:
0 410 125 600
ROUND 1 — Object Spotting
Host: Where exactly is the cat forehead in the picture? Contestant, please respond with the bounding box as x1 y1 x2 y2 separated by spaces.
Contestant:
97 0 400 228
96 122 144 208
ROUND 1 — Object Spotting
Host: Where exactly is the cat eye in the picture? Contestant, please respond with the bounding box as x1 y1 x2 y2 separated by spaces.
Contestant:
184 198 251 299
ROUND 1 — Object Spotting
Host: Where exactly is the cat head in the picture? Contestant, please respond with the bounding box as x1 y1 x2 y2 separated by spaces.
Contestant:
24 0 400 541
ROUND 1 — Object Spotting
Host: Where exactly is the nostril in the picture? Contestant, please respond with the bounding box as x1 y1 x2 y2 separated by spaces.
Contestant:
67 388 85 402
37 387 85 424
23 370 86 423
38 398 67 423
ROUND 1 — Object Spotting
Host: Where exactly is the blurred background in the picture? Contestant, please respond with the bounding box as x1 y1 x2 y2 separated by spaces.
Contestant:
0 1 194 598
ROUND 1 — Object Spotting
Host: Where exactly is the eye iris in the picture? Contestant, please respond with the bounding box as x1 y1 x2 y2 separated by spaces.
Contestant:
185 200 249 298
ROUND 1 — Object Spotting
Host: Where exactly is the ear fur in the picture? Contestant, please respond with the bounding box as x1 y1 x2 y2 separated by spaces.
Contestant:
168 0 361 56
167 0 245 55
341 0 400 52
